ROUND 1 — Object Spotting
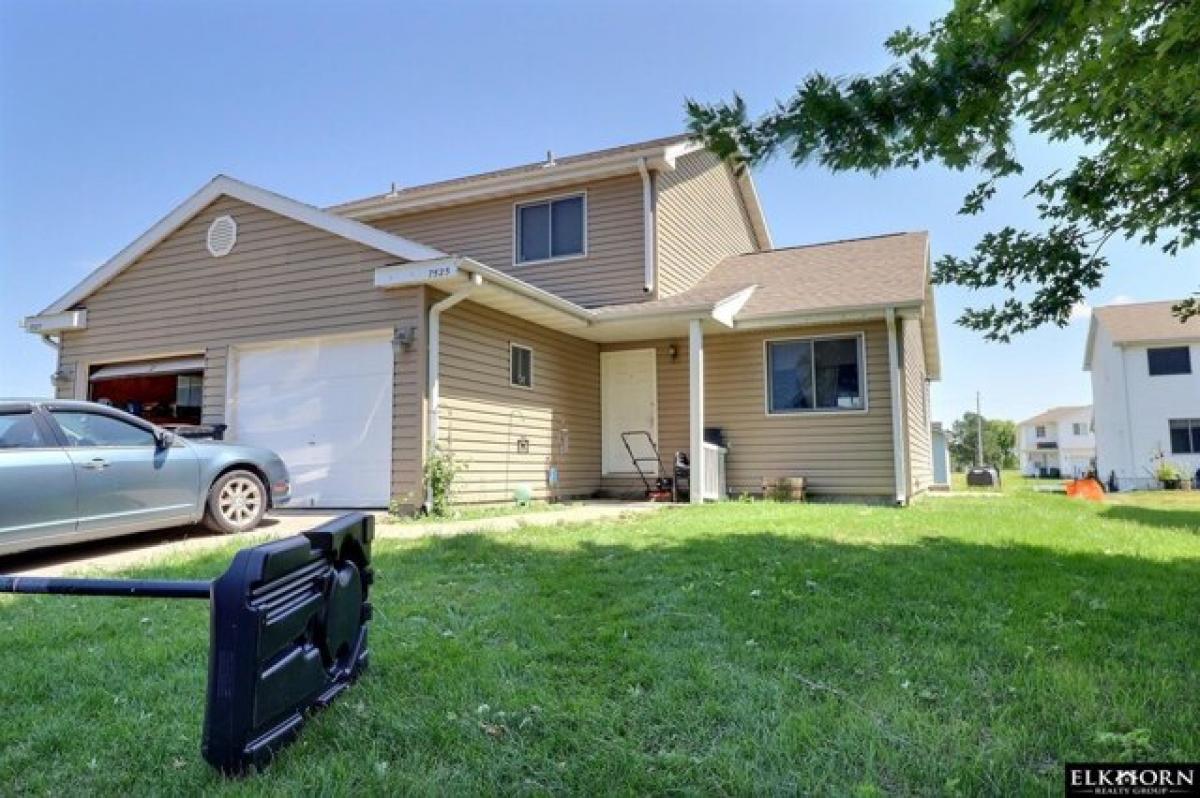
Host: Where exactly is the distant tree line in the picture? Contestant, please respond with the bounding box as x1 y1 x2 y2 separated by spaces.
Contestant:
947 412 1018 471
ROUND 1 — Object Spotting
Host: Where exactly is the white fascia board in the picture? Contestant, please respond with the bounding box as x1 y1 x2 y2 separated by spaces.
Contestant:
39 175 447 315
334 143 695 220
1082 316 1099 371
21 309 87 334
734 170 773 250
374 258 462 288
711 286 757 327
453 257 594 322
731 301 923 331
375 256 593 325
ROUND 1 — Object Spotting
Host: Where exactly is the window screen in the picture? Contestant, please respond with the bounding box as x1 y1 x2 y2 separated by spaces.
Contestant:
517 195 584 262
510 345 533 388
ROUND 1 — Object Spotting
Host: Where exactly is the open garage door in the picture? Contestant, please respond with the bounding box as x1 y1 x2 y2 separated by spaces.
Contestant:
228 331 393 508
88 355 205 427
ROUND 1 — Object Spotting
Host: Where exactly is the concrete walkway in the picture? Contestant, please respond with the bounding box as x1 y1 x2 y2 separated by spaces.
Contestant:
4 501 664 577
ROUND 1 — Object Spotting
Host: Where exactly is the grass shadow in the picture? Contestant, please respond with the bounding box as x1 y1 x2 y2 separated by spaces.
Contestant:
1101 505 1200 532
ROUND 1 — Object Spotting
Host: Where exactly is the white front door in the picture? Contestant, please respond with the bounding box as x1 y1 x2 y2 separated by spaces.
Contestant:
601 349 658 475
228 330 394 508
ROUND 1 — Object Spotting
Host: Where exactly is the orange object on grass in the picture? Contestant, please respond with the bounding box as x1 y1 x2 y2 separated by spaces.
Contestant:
1065 478 1105 501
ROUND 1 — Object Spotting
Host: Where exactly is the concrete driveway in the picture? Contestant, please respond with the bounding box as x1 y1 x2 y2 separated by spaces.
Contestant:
0 510 343 577
0 501 663 578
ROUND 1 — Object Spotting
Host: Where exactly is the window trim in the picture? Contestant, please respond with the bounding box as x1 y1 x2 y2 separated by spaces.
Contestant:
762 332 869 417
1146 345 1192 376
512 191 588 266
509 342 534 390
1169 418 1200 455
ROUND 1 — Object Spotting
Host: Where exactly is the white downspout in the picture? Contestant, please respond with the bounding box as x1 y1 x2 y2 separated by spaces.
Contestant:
689 318 705 504
886 308 908 506
638 157 655 294
426 273 482 510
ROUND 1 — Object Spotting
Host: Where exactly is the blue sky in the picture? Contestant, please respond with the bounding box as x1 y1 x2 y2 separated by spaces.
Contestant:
1 0 1194 424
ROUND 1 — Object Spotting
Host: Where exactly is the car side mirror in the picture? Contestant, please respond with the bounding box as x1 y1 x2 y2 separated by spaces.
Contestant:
156 429 175 449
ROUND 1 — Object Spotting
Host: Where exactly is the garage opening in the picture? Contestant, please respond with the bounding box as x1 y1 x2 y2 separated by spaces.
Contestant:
88 356 205 428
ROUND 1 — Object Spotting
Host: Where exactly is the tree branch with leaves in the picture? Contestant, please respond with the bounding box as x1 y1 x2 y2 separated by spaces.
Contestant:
686 0 1199 341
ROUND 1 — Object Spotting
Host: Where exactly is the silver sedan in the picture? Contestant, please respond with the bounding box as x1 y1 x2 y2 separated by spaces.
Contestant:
0 399 290 556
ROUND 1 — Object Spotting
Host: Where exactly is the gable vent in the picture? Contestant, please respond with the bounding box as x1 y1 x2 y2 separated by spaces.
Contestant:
206 215 238 257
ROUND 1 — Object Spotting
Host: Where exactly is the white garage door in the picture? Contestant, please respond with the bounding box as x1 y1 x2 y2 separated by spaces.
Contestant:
228 331 393 508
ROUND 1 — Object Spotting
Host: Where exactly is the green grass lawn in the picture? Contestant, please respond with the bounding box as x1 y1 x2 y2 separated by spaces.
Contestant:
1 488 1197 795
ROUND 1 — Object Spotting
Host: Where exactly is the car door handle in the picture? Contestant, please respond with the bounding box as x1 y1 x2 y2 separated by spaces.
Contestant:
80 458 109 471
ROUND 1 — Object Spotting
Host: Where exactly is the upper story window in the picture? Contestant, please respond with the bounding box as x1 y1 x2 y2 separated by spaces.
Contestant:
510 344 533 389
1147 346 1192 376
766 335 865 414
1072 422 1087 436
1035 425 1047 439
516 194 585 264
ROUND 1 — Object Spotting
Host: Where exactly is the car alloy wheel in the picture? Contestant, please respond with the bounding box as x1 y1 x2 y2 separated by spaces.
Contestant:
218 476 262 528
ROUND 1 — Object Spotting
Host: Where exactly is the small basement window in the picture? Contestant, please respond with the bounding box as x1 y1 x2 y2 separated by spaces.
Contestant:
510 344 533 389
88 356 204 426
516 194 585 263
766 335 865 414
1147 346 1192 376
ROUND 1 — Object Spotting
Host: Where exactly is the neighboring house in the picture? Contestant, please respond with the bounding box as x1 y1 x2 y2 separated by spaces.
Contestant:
22 135 941 509
1017 406 1095 478
1084 300 1200 490
930 421 951 488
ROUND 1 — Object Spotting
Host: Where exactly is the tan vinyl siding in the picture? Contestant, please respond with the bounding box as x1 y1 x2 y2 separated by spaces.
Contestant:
655 150 757 297
370 175 648 308
601 321 897 498
437 299 601 504
902 317 933 497
55 195 427 503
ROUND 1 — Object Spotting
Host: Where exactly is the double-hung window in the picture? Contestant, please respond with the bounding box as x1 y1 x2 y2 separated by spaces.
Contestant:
516 194 585 263
1169 419 1200 454
766 335 865 414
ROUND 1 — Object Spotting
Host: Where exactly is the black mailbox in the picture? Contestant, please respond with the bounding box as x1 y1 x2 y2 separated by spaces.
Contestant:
0 512 374 775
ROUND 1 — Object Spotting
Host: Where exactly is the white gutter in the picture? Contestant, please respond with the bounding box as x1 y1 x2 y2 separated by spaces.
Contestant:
886 308 908 506
638 157 655 294
426 273 482 510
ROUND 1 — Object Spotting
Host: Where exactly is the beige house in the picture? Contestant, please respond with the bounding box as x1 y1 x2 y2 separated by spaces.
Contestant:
23 135 941 509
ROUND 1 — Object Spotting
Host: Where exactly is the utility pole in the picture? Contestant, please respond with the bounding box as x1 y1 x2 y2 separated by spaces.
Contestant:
975 391 984 466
